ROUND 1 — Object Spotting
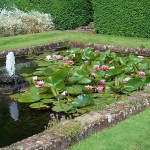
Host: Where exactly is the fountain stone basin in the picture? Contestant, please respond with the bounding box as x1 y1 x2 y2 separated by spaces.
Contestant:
0 74 29 94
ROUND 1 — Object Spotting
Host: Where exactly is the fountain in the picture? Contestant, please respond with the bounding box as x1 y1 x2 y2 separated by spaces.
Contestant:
0 52 29 94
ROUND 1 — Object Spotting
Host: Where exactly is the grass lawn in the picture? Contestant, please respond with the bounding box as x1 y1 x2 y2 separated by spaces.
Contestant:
70 107 150 150
1 31 150 51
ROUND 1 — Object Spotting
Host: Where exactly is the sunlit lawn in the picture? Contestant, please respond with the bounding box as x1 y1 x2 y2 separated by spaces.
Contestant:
1 31 150 51
70 107 150 150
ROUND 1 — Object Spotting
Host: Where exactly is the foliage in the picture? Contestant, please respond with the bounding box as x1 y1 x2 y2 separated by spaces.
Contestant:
0 0 14 9
13 0 93 30
92 0 150 38
11 48 150 115
0 8 54 37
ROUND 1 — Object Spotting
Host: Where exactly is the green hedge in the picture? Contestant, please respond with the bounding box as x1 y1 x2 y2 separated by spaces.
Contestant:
92 0 150 38
13 0 93 30
0 0 14 9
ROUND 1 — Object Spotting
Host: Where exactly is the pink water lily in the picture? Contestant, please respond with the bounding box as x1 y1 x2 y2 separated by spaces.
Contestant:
85 85 93 90
96 86 104 91
93 65 100 70
138 71 145 76
94 50 99 53
101 65 109 71
36 81 44 87
98 79 105 85
67 60 74 65
138 56 144 59
63 57 68 62
123 77 131 83
52 55 62 59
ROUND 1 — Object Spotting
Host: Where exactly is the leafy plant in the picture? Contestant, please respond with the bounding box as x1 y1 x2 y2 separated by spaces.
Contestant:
11 47 150 115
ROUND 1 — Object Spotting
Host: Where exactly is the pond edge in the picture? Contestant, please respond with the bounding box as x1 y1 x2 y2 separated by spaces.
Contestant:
0 41 150 150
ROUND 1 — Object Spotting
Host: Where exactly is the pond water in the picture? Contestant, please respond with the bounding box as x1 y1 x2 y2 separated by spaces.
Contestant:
0 59 51 148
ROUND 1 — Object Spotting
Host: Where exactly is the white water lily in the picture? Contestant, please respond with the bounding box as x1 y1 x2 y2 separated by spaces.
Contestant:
61 91 67 96
45 55 52 60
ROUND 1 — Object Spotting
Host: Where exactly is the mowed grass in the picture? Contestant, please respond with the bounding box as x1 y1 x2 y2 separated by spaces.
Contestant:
70 107 150 150
1 31 150 51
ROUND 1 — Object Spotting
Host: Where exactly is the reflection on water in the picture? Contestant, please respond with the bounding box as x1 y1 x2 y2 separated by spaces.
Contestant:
9 101 19 121
0 96 50 148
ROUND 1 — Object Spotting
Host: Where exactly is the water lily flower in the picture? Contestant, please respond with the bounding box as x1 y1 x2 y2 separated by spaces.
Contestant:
101 65 109 71
94 50 99 53
123 77 131 83
96 86 104 91
52 55 62 59
61 91 67 96
32 76 38 82
109 66 115 69
63 57 68 62
98 79 105 85
67 60 74 65
36 81 44 87
138 71 145 76
138 56 144 59
85 85 93 90
93 65 100 70
45 55 51 60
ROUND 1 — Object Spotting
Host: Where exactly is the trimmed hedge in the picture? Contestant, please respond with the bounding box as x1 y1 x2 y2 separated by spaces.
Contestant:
92 0 150 38
13 0 93 30
0 0 14 9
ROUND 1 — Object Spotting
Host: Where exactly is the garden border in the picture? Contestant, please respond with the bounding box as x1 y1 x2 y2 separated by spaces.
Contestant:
0 41 150 150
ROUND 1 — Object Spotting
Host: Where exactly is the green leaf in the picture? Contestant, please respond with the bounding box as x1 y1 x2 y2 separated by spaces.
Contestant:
40 99 55 104
78 77 91 84
29 102 49 109
71 94 94 107
45 67 54 75
66 85 83 95
52 104 73 112
122 78 143 92
39 94 54 99
105 68 122 79
33 71 45 76
51 68 69 84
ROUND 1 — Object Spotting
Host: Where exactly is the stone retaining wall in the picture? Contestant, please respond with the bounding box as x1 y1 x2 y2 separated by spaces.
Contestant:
1 40 150 59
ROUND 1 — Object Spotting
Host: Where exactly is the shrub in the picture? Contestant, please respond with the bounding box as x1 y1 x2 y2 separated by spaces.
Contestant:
0 0 14 9
92 0 150 38
13 0 93 30
0 8 54 37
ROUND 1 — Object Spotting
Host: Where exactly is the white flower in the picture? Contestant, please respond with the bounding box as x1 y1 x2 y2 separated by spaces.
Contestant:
45 55 51 60
61 91 67 96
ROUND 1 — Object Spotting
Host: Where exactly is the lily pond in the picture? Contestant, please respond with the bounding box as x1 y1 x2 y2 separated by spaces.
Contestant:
1 47 150 147
11 47 150 114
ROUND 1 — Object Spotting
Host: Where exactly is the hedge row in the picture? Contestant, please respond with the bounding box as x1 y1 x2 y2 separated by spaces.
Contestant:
13 0 93 30
92 0 150 38
0 0 14 9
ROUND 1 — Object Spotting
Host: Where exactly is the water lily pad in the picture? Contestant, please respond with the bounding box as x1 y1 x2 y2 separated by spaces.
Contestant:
52 104 73 112
71 94 94 107
29 102 49 109
40 99 55 104
66 85 83 95
122 78 143 92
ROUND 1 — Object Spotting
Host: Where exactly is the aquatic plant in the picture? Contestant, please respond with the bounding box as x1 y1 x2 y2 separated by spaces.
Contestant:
11 48 150 116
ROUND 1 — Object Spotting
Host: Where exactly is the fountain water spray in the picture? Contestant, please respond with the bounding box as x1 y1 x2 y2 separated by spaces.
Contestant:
6 52 15 77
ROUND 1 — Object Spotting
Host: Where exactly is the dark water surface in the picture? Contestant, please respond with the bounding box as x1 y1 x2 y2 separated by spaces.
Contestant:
0 59 50 148
0 96 50 147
